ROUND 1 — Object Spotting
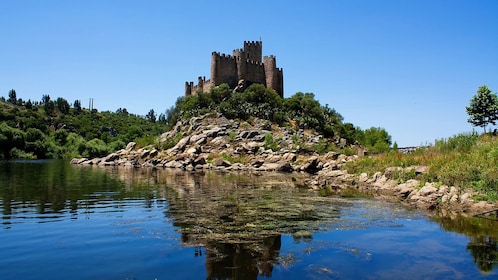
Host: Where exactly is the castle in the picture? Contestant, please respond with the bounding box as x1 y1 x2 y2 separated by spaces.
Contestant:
185 41 284 97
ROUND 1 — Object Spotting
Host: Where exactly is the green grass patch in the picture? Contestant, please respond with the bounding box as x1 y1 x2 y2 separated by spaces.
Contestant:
345 133 498 202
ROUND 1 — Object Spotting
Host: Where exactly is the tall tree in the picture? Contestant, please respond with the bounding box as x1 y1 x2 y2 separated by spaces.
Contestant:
56 97 70 115
8 89 17 104
44 100 56 116
146 109 156 123
466 85 498 133
73 100 82 112
42 94 51 104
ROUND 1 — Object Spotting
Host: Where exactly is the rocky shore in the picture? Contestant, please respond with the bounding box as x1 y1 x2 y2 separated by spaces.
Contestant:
71 114 497 216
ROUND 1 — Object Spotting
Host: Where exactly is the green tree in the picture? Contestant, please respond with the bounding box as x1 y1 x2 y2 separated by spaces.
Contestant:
158 113 167 124
44 100 56 116
361 127 392 153
42 94 50 104
73 99 82 112
25 99 33 110
8 89 17 104
56 97 71 115
146 109 156 123
466 85 498 133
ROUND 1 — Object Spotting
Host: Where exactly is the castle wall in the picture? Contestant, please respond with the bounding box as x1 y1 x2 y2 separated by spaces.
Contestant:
185 77 212 96
244 59 266 86
185 40 283 97
211 52 238 88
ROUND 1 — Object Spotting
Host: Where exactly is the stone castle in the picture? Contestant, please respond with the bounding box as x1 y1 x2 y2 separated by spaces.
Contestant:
185 40 283 97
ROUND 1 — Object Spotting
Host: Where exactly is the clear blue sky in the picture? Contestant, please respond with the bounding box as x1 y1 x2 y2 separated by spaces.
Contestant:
1 0 497 147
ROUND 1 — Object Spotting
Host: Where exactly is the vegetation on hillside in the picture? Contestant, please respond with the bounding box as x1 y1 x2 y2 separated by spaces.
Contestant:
345 133 498 202
1 84 392 160
0 92 167 159
346 85 498 202
165 83 392 153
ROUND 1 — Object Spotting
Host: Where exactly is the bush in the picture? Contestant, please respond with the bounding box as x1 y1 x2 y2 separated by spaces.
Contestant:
84 139 110 158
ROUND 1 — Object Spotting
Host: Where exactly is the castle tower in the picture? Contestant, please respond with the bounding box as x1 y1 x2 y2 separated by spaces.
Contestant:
243 41 262 62
264 55 279 96
185 81 193 96
210 52 218 86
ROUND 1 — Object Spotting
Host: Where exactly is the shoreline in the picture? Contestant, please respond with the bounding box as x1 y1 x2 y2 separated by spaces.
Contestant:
71 146 497 218
70 114 497 218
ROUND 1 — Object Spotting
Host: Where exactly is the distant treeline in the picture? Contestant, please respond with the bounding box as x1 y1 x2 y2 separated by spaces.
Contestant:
0 90 167 159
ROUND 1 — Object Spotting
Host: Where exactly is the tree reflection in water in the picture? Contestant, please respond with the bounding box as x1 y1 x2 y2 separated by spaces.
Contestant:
434 215 498 273
160 170 348 279
467 236 498 272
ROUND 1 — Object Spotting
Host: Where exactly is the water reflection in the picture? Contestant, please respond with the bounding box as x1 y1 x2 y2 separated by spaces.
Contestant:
126 168 349 279
1 160 498 276
434 215 498 273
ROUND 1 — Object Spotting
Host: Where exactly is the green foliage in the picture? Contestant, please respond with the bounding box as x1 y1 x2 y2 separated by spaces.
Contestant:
44 100 56 116
311 138 335 154
73 100 82 112
359 127 392 154
466 85 498 133
345 133 498 202
167 84 360 143
434 132 478 153
0 92 168 159
146 109 156 123
84 138 110 158
227 131 237 142
157 132 183 150
8 89 17 104
56 97 70 115
264 133 279 151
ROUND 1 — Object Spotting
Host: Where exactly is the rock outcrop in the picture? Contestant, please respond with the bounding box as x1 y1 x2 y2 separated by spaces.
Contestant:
71 113 354 173
305 162 496 217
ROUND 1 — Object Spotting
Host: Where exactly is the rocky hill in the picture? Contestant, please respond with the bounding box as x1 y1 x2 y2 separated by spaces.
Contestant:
71 113 357 173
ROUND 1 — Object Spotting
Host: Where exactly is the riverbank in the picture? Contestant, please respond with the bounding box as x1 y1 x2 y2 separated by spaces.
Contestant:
71 114 497 216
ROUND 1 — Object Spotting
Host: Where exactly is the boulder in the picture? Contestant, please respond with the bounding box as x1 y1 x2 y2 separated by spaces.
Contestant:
125 142 136 151
103 153 120 162
167 136 190 154
214 158 231 167
190 134 206 144
418 183 438 196
302 156 320 173
405 165 430 175
393 180 419 198
204 127 226 138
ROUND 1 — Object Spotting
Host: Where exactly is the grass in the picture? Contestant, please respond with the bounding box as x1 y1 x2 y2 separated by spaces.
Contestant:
345 133 498 202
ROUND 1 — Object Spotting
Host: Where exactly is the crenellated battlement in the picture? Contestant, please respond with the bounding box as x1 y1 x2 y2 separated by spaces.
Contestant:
185 40 283 97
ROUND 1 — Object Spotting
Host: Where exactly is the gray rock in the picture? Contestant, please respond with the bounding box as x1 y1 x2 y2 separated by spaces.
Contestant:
103 153 120 162
418 183 438 196
302 156 320 173
210 136 226 146
125 142 136 151
190 134 206 144
214 158 231 167
167 136 190 154
204 127 225 138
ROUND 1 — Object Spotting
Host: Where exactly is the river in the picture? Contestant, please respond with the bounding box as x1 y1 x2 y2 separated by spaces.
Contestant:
0 160 497 279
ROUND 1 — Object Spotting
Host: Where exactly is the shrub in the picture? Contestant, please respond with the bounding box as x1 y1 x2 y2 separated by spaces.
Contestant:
84 139 110 158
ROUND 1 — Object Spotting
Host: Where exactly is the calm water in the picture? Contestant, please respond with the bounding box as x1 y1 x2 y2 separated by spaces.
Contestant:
0 160 497 280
